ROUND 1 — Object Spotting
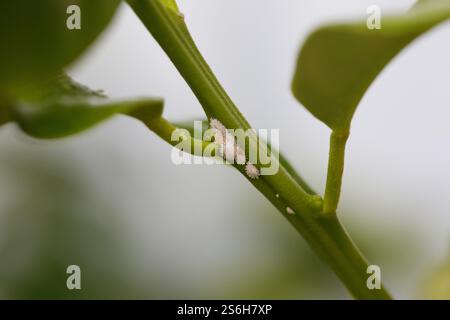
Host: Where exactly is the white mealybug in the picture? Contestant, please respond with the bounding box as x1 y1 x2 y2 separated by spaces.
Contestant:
210 118 227 136
235 145 246 164
245 163 260 179
286 207 295 215
209 118 247 165
210 119 226 158
212 129 224 146
222 136 237 162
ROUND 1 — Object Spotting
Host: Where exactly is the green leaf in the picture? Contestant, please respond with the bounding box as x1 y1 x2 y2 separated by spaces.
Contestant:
9 74 163 139
291 0 450 132
0 0 120 93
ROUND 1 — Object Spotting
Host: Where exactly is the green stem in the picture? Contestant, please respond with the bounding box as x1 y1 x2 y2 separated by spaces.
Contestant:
145 114 391 300
135 116 213 156
127 0 392 299
323 130 349 214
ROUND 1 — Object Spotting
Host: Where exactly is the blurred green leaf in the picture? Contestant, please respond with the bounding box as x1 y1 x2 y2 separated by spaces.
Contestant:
9 74 163 139
291 0 450 132
0 0 120 93
423 258 450 299
0 155 152 299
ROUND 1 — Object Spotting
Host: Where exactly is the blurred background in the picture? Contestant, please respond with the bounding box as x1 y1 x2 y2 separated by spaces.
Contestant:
1 0 450 299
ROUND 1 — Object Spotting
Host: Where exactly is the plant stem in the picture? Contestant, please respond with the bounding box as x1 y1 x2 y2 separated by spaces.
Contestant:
323 130 349 214
134 116 213 156
146 116 391 299
127 0 392 299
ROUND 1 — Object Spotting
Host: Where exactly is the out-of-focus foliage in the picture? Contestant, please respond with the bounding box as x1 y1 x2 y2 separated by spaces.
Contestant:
7 74 163 139
291 0 450 132
423 257 450 299
0 154 149 299
0 0 120 93
0 149 424 299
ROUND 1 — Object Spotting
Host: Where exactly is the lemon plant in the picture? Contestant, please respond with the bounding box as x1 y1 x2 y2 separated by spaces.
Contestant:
1 0 449 299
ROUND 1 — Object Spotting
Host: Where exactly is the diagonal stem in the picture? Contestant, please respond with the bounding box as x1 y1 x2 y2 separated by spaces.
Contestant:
126 0 392 300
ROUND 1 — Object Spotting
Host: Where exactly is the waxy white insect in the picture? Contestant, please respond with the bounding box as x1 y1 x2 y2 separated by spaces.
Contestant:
209 119 260 179
245 163 260 179
210 118 227 136
286 207 295 215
